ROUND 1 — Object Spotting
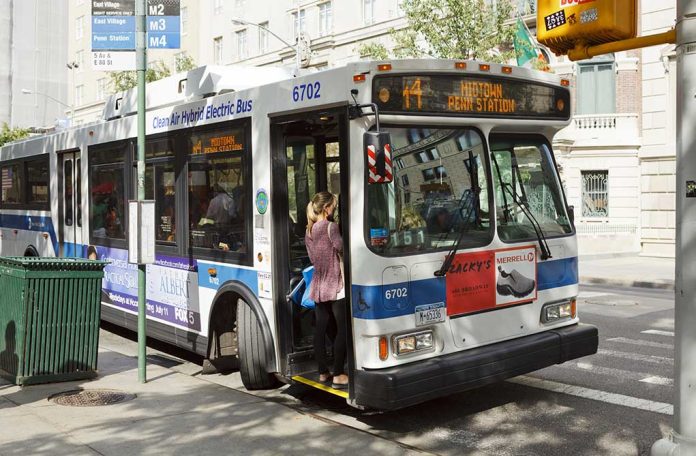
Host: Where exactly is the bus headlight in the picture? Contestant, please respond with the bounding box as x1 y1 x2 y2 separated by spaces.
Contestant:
394 330 434 355
541 299 576 324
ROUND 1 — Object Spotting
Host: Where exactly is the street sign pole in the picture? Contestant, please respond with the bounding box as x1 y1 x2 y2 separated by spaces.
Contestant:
136 0 148 384
651 0 696 453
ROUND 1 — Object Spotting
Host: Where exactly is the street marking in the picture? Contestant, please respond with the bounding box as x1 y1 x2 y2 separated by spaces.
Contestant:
642 329 675 337
596 349 673 365
509 375 673 415
578 291 612 299
606 337 673 349
573 362 673 386
640 376 673 386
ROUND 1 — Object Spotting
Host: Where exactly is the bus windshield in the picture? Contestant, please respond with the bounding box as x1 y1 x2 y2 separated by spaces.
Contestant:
490 136 572 242
366 127 492 255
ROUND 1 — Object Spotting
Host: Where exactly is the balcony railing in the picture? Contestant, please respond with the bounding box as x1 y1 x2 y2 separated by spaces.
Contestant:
556 113 640 147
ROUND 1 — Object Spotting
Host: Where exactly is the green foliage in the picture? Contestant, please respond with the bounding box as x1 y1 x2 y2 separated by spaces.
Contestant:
0 123 30 147
175 53 197 72
108 60 182 92
357 42 390 60
392 0 516 63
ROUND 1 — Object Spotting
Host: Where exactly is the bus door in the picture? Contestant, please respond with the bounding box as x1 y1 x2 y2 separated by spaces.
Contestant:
270 108 350 394
58 150 83 257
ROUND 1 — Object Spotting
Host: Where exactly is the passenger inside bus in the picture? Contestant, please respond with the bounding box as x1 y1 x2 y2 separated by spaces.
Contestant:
191 177 245 252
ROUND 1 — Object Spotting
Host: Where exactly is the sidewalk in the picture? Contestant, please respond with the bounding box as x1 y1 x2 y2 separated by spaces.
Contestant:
0 332 417 456
578 254 675 290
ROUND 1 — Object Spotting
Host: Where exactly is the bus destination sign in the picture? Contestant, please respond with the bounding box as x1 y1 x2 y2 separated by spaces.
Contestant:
373 74 570 120
191 131 244 155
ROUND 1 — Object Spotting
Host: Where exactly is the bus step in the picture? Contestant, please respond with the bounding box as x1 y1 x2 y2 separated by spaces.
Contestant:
292 374 348 398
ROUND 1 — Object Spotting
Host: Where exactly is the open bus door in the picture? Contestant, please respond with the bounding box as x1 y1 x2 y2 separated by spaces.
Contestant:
270 108 352 399
58 150 83 257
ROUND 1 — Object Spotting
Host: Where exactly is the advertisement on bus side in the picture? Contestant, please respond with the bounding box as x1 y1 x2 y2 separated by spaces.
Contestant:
89 245 202 331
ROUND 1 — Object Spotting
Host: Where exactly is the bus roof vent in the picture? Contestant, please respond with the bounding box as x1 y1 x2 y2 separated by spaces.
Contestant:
102 65 293 120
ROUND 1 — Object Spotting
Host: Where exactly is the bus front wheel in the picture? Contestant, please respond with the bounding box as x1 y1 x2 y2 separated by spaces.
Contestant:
237 300 280 390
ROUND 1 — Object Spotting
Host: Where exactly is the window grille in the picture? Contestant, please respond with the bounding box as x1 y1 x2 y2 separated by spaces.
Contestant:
581 170 608 217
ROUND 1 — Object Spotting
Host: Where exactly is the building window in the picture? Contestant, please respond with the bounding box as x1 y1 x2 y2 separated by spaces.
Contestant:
236 29 248 60
259 22 269 53
181 6 188 34
396 0 404 16
76 50 84 72
76 16 84 40
214 0 223 15
363 0 376 24
292 9 306 40
581 170 608 217
577 56 616 114
214 36 223 64
319 2 333 37
75 85 84 106
96 78 107 101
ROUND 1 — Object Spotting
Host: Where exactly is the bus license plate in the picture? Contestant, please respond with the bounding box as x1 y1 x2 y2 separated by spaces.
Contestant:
415 303 445 327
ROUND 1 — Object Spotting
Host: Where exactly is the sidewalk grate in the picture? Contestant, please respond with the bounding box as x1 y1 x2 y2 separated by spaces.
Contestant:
48 389 136 407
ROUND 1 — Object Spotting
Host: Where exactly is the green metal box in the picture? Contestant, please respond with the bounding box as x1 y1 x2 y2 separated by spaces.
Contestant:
0 258 107 385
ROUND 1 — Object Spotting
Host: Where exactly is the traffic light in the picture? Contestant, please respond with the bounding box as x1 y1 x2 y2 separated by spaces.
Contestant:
536 0 637 56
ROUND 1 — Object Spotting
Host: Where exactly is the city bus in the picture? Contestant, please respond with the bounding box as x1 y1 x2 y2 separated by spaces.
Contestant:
0 60 597 410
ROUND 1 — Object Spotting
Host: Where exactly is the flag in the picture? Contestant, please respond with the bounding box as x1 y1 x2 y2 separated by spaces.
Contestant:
513 18 542 68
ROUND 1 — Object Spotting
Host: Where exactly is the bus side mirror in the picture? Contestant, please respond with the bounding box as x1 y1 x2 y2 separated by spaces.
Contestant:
365 131 393 184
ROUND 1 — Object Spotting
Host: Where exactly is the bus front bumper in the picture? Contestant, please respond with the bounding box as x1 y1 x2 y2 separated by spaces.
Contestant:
353 323 598 410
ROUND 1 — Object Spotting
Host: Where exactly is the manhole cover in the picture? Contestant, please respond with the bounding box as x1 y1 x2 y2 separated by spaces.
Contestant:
48 389 136 407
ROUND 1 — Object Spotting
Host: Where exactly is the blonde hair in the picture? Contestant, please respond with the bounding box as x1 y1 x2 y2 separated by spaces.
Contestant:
306 191 337 235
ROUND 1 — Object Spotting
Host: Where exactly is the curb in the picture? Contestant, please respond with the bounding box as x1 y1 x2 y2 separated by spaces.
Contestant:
580 276 674 290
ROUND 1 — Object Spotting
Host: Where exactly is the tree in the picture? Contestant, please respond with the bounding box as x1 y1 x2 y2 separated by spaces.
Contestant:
108 55 198 93
0 123 30 148
357 42 390 60
373 0 517 63
175 53 197 73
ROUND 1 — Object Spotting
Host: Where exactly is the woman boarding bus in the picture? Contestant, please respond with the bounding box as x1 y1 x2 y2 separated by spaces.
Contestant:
0 60 597 410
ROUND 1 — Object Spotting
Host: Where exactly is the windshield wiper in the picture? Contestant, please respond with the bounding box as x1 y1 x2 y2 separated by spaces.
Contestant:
435 150 480 277
501 182 552 260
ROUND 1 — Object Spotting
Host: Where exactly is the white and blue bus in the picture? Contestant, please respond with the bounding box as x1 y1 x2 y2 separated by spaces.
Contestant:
0 60 597 409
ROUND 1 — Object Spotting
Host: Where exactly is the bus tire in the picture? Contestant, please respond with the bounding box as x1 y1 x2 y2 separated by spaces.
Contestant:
24 246 39 257
237 300 279 390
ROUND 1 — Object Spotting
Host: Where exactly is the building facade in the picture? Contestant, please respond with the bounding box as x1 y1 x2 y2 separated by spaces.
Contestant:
68 0 202 125
0 0 69 130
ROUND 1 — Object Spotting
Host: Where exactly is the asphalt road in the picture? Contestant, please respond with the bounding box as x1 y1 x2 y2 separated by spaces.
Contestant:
105 283 677 456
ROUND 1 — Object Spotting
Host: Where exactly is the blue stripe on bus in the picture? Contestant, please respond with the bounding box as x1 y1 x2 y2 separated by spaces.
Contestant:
0 214 58 254
538 256 578 290
352 256 578 320
197 261 259 295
